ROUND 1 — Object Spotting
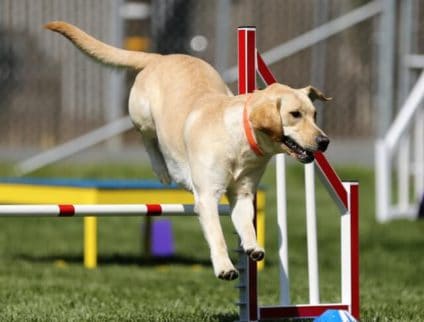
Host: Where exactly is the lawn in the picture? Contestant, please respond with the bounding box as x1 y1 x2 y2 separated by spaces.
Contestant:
0 161 422 321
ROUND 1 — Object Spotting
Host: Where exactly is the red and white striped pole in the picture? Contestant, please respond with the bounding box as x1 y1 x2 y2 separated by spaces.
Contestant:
238 26 256 95
342 182 360 319
0 204 230 217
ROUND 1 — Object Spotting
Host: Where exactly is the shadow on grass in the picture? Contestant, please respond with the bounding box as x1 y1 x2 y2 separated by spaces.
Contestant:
15 253 279 268
16 253 216 267
211 313 239 322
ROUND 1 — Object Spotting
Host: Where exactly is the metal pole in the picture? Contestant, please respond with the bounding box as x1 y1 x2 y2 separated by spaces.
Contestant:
398 0 414 106
305 163 319 304
340 183 352 315
376 0 395 138
375 141 391 222
342 182 360 320
310 0 328 125
106 0 125 149
405 54 424 69
414 108 424 201
396 0 414 213
215 0 230 73
386 71 424 151
276 154 290 305
397 136 410 212
84 217 97 268
305 2 327 301
15 116 134 176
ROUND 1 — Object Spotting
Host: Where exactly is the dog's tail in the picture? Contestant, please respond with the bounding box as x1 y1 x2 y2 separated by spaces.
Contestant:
44 21 160 70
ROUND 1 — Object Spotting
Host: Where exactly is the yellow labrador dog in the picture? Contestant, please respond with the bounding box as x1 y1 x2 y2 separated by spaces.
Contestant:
45 21 330 280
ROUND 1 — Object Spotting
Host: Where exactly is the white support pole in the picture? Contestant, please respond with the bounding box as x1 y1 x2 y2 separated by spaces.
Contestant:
14 116 133 176
214 0 230 73
304 163 319 304
386 71 424 151
397 135 410 212
414 107 424 200
375 140 391 222
376 70 424 221
106 0 125 150
276 154 290 305
405 54 424 69
340 183 352 308
397 0 414 107
376 0 396 138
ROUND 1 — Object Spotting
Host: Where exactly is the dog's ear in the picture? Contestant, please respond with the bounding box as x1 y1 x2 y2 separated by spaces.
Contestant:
250 98 283 141
303 86 332 102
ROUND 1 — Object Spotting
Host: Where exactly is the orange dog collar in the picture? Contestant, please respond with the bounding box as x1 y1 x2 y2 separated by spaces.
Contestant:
243 95 264 157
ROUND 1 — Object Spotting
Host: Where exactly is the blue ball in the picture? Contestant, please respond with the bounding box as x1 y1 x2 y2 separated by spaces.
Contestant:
314 310 357 322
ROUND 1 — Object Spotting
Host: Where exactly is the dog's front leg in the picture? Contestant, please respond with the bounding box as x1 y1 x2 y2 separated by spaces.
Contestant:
228 191 265 262
195 192 238 280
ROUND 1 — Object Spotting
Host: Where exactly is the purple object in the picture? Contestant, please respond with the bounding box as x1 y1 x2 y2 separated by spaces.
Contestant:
151 219 175 257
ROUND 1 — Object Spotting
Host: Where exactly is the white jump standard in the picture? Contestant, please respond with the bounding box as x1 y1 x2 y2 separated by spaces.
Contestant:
236 26 359 321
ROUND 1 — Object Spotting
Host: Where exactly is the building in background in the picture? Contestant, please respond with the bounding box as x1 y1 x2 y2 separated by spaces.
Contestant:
0 0 422 157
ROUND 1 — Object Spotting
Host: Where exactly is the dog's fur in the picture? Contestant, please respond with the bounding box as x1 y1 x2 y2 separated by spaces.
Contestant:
45 21 331 280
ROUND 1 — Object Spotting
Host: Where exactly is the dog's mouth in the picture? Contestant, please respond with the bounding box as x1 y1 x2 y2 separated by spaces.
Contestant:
281 135 315 164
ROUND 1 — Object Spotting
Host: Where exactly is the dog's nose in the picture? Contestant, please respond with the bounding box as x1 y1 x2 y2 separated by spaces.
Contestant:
316 135 330 152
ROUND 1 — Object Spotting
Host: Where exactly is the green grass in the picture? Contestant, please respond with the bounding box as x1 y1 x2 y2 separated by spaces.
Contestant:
0 162 423 321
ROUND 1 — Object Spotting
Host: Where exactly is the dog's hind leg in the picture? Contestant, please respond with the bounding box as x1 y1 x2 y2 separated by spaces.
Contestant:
129 89 171 184
142 134 172 185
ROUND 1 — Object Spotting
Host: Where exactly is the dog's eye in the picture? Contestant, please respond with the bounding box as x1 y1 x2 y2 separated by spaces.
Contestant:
290 111 302 118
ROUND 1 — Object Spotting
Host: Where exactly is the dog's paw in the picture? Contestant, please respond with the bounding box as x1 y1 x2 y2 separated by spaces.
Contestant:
218 269 239 281
212 253 238 281
246 247 265 262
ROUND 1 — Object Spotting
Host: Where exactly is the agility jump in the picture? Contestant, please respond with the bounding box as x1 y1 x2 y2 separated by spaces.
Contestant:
236 27 359 321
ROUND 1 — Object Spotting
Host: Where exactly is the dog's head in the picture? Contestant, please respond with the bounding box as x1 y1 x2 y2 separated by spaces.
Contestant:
249 83 331 163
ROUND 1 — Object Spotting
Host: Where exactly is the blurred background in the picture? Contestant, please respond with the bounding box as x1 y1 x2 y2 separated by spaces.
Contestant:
0 0 421 166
